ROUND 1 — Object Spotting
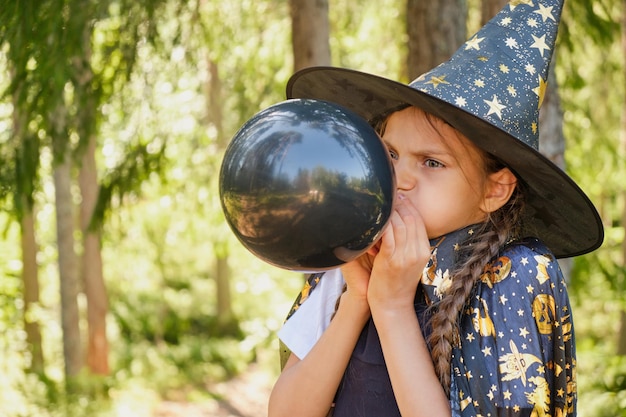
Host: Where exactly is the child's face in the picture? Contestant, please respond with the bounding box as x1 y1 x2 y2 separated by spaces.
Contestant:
382 106 491 239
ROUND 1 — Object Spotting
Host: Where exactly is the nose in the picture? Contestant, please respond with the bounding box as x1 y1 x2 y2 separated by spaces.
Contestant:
393 159 416 191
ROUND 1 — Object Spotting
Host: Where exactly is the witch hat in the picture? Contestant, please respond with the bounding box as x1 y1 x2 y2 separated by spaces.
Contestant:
286 0 603 258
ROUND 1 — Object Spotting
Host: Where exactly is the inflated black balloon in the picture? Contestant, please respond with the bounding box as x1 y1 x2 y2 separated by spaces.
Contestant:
219 99 395 271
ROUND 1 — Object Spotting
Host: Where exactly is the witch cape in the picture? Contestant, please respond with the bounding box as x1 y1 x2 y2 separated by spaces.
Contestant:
279 227 576 416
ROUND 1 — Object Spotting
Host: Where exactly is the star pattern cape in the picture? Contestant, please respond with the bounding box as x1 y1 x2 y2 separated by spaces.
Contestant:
280 228 577 417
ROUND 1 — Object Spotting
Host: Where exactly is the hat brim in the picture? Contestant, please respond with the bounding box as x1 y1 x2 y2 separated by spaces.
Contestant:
287 67 603 258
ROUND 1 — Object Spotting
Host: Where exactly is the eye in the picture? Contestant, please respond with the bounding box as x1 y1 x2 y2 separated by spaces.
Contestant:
388 148 399 160
425 159 444 168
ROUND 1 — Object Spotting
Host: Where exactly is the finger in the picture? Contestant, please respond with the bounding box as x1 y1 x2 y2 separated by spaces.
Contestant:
380 210 398 255
393 200 429 262
393 201 418 251
366 240 382 257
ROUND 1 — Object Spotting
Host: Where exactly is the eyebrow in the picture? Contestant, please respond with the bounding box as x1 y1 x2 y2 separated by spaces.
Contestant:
383 140 451 158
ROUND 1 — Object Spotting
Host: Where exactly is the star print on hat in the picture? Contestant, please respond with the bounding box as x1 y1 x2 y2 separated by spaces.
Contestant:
411 0 562 150
286 0 603 258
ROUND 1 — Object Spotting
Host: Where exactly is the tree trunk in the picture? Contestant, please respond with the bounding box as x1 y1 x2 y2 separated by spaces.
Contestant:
215 251 237 334
290 0 332 288
71 16 109 374
290 0 331 71
11 79 45 374
53 148 83 378
538 63 572 280
207 59 237 334
20 204 45 374
406 0 467 80
207 60 224 148
480 0 506 25
79 134 109 375
500 14 566 168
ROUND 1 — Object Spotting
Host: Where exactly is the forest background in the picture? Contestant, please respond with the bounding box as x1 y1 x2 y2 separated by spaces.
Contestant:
0 0 624 416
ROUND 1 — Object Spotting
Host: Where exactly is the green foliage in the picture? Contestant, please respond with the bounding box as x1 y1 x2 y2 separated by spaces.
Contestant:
101 172 303 388
576 350 626 416
561 0 620 50
83 1 303 409
196 0 292 124
330 0 406 80
556 0 626 415
93 141 166 230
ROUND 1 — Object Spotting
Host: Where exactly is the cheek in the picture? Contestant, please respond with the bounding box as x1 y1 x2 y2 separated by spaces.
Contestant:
464 173 489 201
449 163 486 196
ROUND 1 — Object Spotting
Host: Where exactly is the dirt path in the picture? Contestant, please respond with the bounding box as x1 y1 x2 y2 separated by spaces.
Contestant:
153 364 275 417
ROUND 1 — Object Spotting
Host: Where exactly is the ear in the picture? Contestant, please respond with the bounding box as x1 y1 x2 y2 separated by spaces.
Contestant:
480 168 517 214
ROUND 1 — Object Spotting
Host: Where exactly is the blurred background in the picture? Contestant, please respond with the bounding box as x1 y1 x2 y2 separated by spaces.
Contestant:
0 0 624 416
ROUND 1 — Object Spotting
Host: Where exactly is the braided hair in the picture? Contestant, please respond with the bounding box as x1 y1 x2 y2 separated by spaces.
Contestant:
426 181 525 394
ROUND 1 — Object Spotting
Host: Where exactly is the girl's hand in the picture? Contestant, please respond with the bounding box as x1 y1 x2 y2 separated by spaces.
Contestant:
340 249 375 309
367 197 431 313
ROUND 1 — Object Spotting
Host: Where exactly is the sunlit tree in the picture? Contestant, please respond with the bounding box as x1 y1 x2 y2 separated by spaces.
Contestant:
0 0 170 382
407 0 467 79
291 0 331 71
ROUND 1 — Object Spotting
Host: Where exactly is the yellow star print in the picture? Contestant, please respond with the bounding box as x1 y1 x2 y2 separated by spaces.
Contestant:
455 96 467 107
534 4 556 22
527 17 539 28
532 75 548 108
530 34 550 57
484 94 507 119
465 35 485 51
507 85 517 97
508 0 534 10
426 75 449 88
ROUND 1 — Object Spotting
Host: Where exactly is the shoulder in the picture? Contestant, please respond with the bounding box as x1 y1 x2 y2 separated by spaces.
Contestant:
278 268 345 359
501 236 554 262
479 237 565 294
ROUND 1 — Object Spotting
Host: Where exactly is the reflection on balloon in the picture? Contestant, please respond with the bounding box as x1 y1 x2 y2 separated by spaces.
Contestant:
219 99 395 271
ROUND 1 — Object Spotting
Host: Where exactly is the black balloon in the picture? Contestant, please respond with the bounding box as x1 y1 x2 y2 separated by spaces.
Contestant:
219 99 395 271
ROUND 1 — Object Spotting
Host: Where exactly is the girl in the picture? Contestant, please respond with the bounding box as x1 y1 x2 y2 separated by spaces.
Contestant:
269 0 603 416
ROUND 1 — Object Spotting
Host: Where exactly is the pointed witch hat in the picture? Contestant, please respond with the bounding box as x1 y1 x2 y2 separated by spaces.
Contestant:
286 0 603 258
